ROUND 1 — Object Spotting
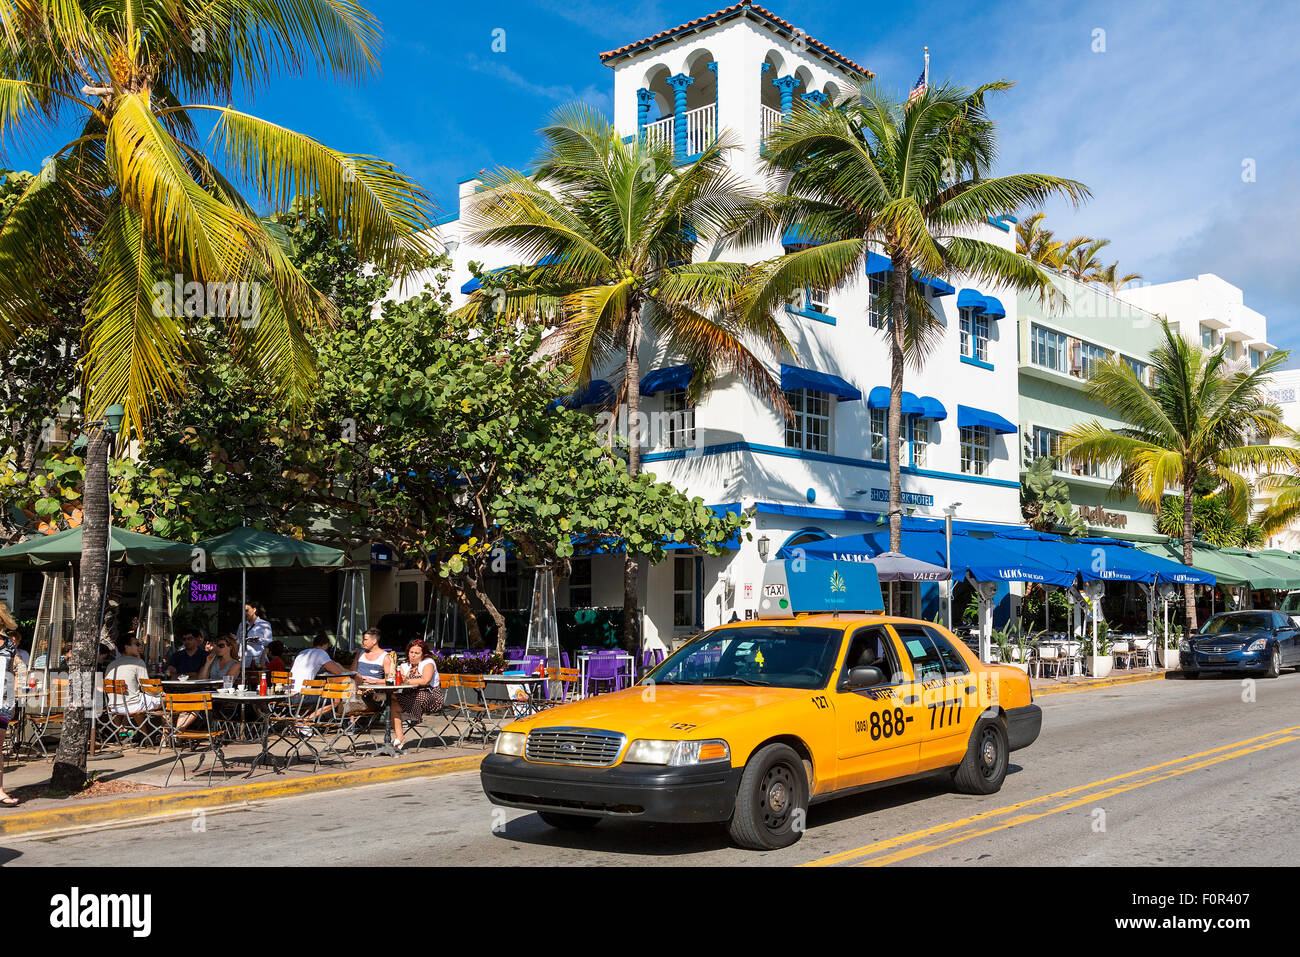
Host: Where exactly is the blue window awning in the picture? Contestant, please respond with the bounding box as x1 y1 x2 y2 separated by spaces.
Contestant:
640 364 693 396
866 387 940 418
782 223 825 248
864 251 891 275
552 379 614 409
917 396 947 420
957 288 986 311
914 273 955 297
460 266 509 294
979 295 1005 318
957 405 1017 434
781 364 861 401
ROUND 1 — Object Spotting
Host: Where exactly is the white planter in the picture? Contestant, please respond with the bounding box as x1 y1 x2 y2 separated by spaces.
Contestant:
1004 662 1029 675
1158 646 1181 670
1087 654 1114 679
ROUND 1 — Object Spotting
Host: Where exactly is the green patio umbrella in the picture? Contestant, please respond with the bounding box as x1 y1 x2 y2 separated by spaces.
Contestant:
1139 542 1253 588
194 526 345 687
194 526 344 569
1220 548 1300 590
0 525 193 571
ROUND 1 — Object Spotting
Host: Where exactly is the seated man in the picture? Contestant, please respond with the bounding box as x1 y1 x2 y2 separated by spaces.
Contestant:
166 629 208 678
105 635 163 715
844 631 893 683
289 634 348 723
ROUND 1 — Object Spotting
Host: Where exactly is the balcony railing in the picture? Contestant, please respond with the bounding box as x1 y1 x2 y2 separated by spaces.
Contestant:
643 115 674 152
683 103 716 157
760 105 782 146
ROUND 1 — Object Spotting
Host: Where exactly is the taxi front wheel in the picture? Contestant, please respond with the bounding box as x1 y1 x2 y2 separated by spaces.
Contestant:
727 743 809 850
951 718 1009 795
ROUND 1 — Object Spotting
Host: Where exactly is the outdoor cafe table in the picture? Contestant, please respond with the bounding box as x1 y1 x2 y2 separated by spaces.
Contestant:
356 683 405 757
482 674 546 717
211 690 290 775
160 678 222 693
574 652 635 699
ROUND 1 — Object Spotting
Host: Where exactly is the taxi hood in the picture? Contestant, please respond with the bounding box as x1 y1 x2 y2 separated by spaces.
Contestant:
505 684 804 739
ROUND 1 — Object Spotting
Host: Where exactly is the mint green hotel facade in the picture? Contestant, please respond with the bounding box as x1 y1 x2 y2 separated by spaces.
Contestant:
1017 274 1167 542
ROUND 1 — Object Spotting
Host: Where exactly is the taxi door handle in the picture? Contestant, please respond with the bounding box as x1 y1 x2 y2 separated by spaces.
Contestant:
903 695 920 705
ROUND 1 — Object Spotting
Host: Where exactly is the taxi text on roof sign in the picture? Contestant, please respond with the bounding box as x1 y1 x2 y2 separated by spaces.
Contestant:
758 559 885 619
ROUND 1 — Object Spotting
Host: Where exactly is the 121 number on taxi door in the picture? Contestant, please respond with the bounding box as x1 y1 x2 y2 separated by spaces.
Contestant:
856 708 905 740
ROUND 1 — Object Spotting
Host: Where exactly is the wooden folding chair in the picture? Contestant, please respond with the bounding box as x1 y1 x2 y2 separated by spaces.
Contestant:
23 676 68 759
542 666 581 705
162 693 228 786
457 676 516 749
288 679 356 772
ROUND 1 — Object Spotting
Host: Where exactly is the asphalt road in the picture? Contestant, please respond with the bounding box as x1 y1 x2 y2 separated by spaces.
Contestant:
5 672 1298 866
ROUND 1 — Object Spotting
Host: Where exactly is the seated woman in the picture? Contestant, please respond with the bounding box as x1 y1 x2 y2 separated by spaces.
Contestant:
175 635 242 732
390 640 443 750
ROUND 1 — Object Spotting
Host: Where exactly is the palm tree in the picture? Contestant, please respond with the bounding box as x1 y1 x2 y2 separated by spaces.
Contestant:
1059 236 1109 281
0 0 436 789
1095 261 1142 293
1254 473 1300 540
1060 321 1298 629
728 81 1088 553
455 104 788 650
1015 211 1064 267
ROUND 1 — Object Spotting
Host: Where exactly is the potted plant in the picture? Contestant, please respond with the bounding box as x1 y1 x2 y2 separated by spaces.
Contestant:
1157 624 1183 669
1082 623 1114 678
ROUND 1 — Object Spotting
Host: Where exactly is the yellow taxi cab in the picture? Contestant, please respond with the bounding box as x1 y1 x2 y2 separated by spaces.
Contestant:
480 558 1041 849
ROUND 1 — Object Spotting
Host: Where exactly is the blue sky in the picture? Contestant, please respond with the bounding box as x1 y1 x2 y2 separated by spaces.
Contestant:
8 0 1299 357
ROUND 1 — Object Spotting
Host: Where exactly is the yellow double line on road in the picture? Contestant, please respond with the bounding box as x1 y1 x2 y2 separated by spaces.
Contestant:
803 724 1300 867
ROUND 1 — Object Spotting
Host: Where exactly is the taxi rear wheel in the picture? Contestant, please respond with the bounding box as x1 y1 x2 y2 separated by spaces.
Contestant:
727 743 808 850
952 718 1008 795
538 812 601 831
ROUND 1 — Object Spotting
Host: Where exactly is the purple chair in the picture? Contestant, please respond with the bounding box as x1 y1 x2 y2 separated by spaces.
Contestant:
585 652 620 696
560 651 570 669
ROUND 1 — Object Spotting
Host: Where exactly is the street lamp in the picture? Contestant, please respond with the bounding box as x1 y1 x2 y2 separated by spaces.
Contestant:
944 502 962 629
756 535 770 563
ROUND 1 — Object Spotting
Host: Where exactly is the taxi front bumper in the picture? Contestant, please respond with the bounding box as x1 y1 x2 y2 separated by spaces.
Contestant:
481 753 743 823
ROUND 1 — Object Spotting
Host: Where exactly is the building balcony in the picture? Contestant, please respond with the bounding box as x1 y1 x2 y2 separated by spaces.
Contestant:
641 104 717 161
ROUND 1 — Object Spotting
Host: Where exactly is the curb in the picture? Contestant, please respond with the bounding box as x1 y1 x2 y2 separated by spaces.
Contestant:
1032 671 1169 697
0 753 485 840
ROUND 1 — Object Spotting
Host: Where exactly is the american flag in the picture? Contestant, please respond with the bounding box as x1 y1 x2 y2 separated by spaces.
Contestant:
906 64 926 106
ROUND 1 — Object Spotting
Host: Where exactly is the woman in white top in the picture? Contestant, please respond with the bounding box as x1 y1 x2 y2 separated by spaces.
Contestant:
390 639 442 750
105 635 163 714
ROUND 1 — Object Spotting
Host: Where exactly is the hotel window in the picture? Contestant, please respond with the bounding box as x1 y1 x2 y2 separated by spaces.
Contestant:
566 557 592 608
960 425 990 476
1122 355 1149 384
1200 324 1218 350
1031 426 1064 466
867 273 887 329
673 554 697 629
869 407 888 461
1030 325 1068 373
1078 341 1110 379
785 389 831 453
1250 349 1263 369
806 286 831 314
663 387 696 448
960 309 989 362
910 417 930 468
1228 340 1241 360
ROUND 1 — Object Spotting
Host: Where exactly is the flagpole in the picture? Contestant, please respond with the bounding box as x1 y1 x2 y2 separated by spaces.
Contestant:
924 46 929 88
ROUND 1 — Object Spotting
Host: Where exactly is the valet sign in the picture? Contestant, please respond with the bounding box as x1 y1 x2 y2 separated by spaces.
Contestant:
190 581 219 603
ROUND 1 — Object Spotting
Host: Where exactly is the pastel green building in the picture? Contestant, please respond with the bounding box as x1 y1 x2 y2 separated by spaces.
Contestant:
1017 274 1167 541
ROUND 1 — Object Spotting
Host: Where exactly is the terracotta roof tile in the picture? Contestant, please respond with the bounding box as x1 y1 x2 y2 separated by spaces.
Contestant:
598 1 873 79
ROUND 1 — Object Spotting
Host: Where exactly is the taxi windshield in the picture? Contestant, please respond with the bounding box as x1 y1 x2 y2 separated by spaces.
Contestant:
646 626 843 690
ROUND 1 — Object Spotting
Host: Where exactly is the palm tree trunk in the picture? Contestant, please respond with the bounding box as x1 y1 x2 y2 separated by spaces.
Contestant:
622 309 643 653
887 255 908 556
1181 480 1198 632
50 429 110 792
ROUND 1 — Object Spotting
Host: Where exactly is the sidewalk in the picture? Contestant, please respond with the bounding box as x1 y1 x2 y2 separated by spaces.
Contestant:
0 731 487 838
1029 665 1172 697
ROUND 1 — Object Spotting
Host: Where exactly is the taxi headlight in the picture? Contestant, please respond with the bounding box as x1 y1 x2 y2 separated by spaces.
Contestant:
624 738 730 766
495 731 526 757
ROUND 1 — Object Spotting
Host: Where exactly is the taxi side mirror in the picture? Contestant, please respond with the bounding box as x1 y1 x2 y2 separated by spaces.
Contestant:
843 665 885 691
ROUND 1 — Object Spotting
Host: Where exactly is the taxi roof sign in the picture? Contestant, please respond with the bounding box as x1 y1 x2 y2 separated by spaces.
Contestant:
758 559 885 619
